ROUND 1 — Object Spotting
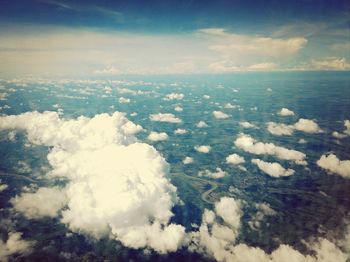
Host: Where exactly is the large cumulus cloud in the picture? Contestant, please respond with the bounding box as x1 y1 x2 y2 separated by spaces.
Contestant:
0 111 185 253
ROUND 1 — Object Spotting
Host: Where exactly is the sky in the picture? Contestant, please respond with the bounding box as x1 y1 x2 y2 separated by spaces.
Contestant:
0 0 349 76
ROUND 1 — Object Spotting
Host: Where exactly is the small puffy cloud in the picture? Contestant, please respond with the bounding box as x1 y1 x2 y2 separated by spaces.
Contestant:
174 106 183 112
239 121 257 129
196 121 208 128
224 103 237 109
278 108 295 116
317 154 350 179
332 131 347 139
234 133 306 165
198 168 227 179
252 159 295 178
332 120 350 139
0 232 35 262
164 93 184 100
147 131 169 141
7 131 16 141
226 154 245 165
119 97 131 104
0 180 8 192
213 111 230 119
311 57 350 71
203 95 210 99
174 128 187 135
10 187 67 219
194 145 211 153
267 122 294 136
149 113 182 123
294 118 322 133
267 118 322 136
183 157 193 165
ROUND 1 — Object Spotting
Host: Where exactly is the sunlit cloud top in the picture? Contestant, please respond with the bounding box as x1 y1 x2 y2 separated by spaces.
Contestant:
0 0 349 76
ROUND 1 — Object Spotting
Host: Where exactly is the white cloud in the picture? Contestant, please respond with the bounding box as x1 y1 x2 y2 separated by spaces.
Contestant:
147 131 168 141
234 133 306 165
247 62 278 71
174 128 187 135
203 95 210 99
164 93 184 101
202 28 307 57
249 203 277 230
311 57 350 70
0 111 185 253
224 103 237 109
174 106 183 112
189 196 348 262
0 232 35 262
0 180 8 192
119 97 131 104
226 154 245 165
198 168 227 179
215 197 242 229
239 121 257 129
194 145 211 153
183 157 193 165
294 118 322 133
213 111 230 119
267 122 294 136
332 131 347 139
94 66 121 75
317 154 350 179
11 187 67 219
267 118 322 136
278 108 295 116
196 121 208 128
149 113 182 123
332 120 350 139
252 159 295 178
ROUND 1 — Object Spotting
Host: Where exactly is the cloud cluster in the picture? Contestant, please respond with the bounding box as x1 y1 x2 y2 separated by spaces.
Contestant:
0 232 35 262
267 118 322 136
164 93 184 100
0 111 185 253
252 159 295 178
198 168 227 179
234 133 306 165
147 131 169 141
278 108 295 116
189 197 348 262
213 111 230 119
149 113 182 123
194 145 211 153
317 154 350 179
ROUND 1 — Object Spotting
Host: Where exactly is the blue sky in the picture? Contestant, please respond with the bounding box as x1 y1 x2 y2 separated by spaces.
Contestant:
0 0 349 76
